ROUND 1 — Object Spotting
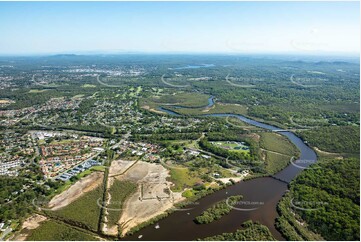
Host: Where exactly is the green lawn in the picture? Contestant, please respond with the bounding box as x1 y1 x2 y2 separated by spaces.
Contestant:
26 220 97 241
90 166 106 172
129 86 142 97
182 189 195 198
210 141 250 154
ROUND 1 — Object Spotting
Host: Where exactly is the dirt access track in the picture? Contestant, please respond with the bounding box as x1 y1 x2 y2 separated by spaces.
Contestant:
109 159 137 177
48 171 104 210
113 161 184 236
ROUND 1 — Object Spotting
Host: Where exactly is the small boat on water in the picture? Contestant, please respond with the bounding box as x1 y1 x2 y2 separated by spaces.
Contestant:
155 224 160 229
138 235 143 239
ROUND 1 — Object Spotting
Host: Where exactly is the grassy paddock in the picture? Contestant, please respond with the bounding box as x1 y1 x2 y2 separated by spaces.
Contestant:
227 116 263 130
168 167 201 192
107 180 137 227
165 103 248 116
46 185 104 231
260 132 299 157
26 220 97 241
264 151 291 174
141 92 210 109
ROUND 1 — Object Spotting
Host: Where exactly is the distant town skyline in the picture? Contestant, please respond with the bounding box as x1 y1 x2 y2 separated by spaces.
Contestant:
0 1 359 55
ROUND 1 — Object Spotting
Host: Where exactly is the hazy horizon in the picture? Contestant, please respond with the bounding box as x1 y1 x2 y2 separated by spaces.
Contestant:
0 1 359 55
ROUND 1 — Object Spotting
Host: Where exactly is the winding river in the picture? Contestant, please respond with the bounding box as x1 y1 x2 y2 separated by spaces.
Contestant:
125 97 317 241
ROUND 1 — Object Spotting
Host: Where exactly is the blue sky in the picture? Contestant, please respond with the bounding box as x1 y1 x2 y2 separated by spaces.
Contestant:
0 1 359 55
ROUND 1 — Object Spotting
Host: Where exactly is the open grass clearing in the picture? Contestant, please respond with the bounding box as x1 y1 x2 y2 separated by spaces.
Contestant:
82 84 96 88
26 220 98 241
46 173 104 231
260 132 299 157
143 92 210 108
107 180 137 228
163 103 248 116
0 99 14 104
49 171 104 210
168 167 201 192
264 151 291 175
28 89 49 93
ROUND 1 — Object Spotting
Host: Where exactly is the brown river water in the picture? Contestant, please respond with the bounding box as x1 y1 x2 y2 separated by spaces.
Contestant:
124 112 317 241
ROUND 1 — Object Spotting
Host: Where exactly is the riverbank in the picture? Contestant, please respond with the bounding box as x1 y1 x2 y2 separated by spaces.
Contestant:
122 102 317 240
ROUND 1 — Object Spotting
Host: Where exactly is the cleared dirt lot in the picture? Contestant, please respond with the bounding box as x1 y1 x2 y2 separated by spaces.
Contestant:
216 177 243 184
26 160 184 237
48 171 104 210
102 159 138 236
116 161 184 235
109 159 137 177
13 214 47 241
141 105 166 115
0 99 12 104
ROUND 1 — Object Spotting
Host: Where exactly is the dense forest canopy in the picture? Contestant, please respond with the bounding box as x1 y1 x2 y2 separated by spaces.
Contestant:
276 158 360 241
297 126 360 154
